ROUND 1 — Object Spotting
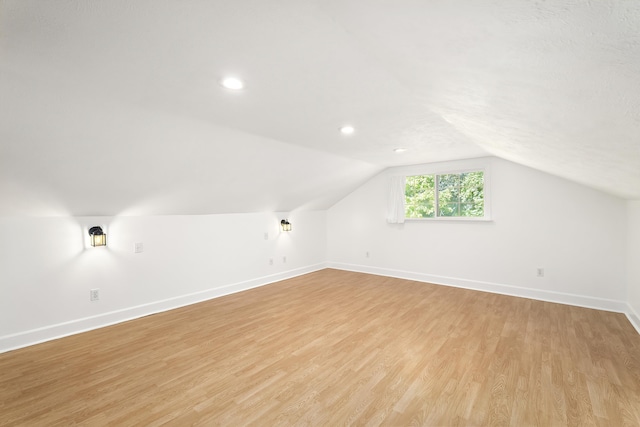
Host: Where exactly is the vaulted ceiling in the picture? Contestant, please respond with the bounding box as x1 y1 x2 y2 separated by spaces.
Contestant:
1 0 639 216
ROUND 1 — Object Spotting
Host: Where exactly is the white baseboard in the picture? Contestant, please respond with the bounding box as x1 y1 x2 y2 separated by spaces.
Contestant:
626 304 640 335
0 263 327 354
4 262 636 354
328 262 628 314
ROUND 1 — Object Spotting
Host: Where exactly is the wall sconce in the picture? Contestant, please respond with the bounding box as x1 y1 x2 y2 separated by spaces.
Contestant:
88 226 107 247
280 219 292 232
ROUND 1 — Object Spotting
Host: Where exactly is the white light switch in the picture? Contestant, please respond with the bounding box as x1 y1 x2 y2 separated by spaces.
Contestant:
134 242 144 253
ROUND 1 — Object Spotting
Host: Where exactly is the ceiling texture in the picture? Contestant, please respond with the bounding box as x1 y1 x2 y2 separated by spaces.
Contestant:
1 0 639 216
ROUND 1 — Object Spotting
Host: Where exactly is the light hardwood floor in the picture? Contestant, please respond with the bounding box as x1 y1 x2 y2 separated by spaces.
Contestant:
1 269 639 426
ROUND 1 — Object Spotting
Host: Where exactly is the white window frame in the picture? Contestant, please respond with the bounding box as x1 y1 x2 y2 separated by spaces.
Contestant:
403 163 492 222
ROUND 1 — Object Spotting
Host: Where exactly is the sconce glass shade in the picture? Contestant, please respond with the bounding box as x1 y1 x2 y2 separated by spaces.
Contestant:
280 219 292 232
88 226 107 247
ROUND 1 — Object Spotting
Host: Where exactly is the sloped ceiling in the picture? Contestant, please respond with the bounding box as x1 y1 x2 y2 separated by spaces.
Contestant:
1 1 639 216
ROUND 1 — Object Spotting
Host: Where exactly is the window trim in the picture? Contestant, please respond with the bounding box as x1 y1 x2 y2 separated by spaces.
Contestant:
404 166 492 222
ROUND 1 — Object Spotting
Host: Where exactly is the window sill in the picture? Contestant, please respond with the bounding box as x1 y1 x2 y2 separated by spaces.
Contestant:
404 217 493 223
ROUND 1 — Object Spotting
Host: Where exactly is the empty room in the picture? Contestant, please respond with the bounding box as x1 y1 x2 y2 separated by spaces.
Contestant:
1 1 640 425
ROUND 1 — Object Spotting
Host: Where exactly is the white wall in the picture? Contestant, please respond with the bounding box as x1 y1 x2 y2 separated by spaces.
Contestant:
0 211 327 352
3 156 637 354
628 201 640 331
327 157 628 311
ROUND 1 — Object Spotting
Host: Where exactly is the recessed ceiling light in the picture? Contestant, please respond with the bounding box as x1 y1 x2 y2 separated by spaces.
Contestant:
340 125 355 135
394 148 408 153
220 77 244 90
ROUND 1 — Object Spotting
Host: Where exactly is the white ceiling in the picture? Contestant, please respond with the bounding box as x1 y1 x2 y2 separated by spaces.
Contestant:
1 0 639 216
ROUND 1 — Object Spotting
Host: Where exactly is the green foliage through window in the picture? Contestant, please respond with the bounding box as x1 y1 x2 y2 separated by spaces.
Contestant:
405 171 484 219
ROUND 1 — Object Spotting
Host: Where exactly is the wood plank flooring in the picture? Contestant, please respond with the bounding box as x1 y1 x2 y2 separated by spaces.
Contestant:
1 269 639 426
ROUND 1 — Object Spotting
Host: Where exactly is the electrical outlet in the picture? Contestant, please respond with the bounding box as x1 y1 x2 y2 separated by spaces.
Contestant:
90 288 100 301
283 256 287 263
537 268 544 277
134 242 143 253
264 232 269 240
269 258 274 266
366 251 370 258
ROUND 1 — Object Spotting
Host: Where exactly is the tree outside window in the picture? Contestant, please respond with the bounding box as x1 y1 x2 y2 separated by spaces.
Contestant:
405 171 484 219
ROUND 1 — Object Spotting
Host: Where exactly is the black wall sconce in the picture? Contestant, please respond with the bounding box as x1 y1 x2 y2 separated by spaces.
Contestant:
280 219 292 232
88 226 107 247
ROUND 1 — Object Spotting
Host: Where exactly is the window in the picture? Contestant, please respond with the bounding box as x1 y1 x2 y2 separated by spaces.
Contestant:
405 171 485 219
